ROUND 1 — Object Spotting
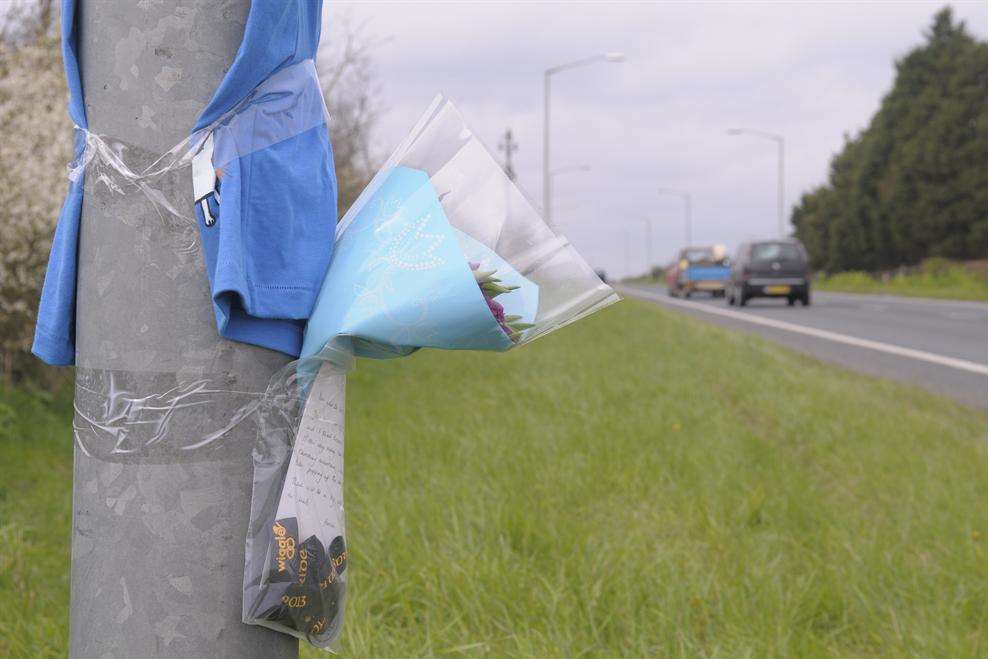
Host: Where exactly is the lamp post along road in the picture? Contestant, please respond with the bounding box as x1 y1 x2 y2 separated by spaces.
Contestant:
551 164 591 178
72 2 295 657
623 228 632 278
728 128 786 238
777 137 785 238
617 218 653 276
657 188 693 247
641 217 654 274
543 52 624 227
545 165 591 226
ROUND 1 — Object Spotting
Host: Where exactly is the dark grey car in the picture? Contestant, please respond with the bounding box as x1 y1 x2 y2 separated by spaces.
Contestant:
726 240 811 307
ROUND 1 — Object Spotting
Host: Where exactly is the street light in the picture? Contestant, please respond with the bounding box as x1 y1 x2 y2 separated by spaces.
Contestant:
551 164 592 178
624 227 632 278
727 128 785 238
547 166 591 218
656 188 693 246
543 52 625 228
638 217 654 274
617 217 654 276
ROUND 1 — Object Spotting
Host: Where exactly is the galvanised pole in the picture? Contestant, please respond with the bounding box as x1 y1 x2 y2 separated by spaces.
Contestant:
71 2 296 657
542 53 623 228
543 69 552 227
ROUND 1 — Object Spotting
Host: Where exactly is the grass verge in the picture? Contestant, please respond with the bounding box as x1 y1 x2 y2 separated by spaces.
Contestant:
0 383 73 657
816 260 988 302
2 300 988 657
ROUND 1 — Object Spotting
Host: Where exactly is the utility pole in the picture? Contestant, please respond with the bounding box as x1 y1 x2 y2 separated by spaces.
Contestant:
657 188 693 247
727 128 786 238
543 71 552 224
624 228 632 278
542 52 624 227
777 137 785 238
641 217 654 274
498 127 518 181
71 2 296 657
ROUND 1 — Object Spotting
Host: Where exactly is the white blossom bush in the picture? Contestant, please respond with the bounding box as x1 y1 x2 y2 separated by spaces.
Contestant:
0 33 72 375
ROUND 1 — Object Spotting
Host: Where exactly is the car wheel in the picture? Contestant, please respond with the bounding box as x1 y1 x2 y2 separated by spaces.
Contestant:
683 289 691 299
738 294 748 307
727 292 735 306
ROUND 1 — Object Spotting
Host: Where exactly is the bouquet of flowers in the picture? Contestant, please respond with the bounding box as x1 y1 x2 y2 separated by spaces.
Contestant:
242 96 618 650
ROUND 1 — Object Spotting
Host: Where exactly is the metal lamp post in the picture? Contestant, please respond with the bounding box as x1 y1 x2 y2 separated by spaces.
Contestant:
543 52 624 228
546 165 591 224
616 217 653 278
623 227 633 278
727 128 786 238
657 188 693 246
70 1 295 657
551 164 591 179
638 217 654 274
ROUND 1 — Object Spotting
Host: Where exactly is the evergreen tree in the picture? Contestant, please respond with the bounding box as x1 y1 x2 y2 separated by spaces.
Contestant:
793 7 988 271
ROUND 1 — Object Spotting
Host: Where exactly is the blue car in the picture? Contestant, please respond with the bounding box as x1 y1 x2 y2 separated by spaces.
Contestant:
667 246 730 298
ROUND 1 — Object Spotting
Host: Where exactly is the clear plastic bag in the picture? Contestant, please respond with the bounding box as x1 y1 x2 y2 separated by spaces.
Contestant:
241 95 619 650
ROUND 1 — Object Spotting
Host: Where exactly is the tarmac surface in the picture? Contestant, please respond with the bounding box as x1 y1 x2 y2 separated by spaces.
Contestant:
619 284 988 412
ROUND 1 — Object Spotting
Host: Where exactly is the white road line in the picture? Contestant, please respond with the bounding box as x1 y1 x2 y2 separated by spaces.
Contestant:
618 285 988 378
818 290 988 312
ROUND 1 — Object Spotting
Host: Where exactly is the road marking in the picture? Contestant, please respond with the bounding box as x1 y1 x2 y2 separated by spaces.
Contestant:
819 290 988 312
618 285 988 378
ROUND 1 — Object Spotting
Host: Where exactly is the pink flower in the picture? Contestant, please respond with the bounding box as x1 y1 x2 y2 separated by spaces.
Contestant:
486 296 505 324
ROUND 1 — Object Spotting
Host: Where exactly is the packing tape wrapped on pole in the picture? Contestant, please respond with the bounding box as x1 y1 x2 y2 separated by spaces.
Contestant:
242 95 619 650
68 59 328 232
63 59 333 460
73 368 264 461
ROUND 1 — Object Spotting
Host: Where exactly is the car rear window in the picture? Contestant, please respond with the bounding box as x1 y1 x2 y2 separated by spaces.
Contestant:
751 242 803 262
684 248 714 262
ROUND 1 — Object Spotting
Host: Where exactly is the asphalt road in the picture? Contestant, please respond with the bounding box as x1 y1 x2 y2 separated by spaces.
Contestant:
618 284 988 412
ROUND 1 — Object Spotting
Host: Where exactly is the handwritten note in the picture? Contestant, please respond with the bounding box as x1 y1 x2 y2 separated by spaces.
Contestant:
276 365 346 544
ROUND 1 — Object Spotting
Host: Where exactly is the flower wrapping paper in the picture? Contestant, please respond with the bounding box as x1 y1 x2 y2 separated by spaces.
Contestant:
242 96 618 651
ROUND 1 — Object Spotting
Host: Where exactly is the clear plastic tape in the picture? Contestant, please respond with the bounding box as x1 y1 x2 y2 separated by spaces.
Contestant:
67 58 330 227
65 58 332 460
241 96 620 651
73 368 266 462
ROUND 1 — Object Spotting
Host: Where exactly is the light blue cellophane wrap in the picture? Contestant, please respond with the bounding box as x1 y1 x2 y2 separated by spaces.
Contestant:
301 165 536 360
245 96 616 653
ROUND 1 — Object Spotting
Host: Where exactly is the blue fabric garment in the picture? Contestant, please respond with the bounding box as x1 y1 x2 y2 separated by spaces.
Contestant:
32 0 337 364
31 0 86 365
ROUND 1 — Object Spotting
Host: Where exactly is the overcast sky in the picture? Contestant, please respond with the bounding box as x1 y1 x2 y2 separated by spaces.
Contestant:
323 1 988 278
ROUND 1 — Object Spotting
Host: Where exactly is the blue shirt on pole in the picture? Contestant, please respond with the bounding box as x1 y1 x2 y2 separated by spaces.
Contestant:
32 0 337 365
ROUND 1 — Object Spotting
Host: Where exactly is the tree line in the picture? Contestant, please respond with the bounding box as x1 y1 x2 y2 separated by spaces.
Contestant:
792 7 988 272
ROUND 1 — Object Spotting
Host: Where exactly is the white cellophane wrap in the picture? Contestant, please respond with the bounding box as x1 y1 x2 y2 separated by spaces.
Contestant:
242 95 618 650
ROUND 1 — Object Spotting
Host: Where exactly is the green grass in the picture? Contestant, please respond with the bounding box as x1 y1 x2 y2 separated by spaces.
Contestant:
0 382 73 657
817 260 988 302
3 300 988 657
